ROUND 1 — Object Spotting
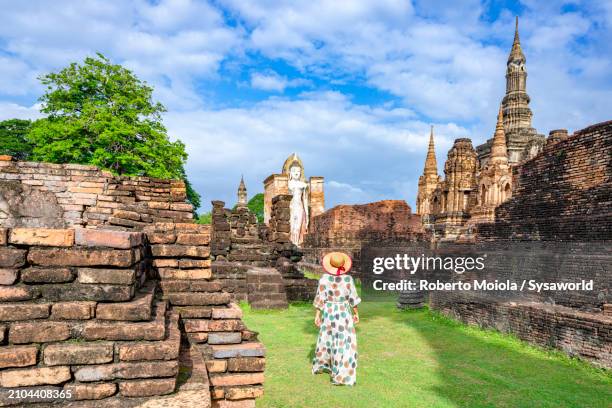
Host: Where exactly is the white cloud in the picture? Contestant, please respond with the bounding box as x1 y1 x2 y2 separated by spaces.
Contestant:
0 0 243 109
0 102 43 121
164 91 465 210
221 0 612 136
250 71 310 92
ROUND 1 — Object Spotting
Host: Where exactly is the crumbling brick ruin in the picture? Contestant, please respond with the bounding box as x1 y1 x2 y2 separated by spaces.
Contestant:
416 18 546 239
211 196 317 309
0 156 266 407
303 200 429 275
428 120 612 369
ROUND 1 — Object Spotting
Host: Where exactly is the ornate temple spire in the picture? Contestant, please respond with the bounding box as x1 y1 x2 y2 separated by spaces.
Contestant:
508 16 525 63
237 175 247 205
490 105 508 164
423 125 438 175
503 15 532 137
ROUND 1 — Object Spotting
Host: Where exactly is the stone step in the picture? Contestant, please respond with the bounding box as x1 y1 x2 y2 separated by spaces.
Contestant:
249 300 288 310
208 342 266 359
95 282 156 321
81 301 167 341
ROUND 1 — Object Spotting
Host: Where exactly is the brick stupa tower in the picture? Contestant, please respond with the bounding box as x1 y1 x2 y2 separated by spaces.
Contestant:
416 126 442 226
431 138 479 238
477 17 545 165
470 105 513 223
237 175 247 206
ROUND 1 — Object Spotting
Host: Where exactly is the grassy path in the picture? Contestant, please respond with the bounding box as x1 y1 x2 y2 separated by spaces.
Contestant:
241 302 612 408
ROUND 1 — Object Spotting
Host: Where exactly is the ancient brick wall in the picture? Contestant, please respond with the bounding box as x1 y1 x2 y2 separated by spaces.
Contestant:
432 241 610 311
303 200 429 275
430 294 611 369
428 121 612 368
211 197 316 303
144 222 265 406
0 224 266 406
477 120 612 241
0 227 181 404
0 157 267 406
0 157 193 230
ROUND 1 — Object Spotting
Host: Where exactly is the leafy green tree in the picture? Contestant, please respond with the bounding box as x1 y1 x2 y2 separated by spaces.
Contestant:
196 212 212 225
247 193 264 223
180 168 201 212
0 119 33 160
27 53 200 208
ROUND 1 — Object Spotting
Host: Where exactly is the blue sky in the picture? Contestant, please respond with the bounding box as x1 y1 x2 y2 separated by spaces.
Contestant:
0 0 611 212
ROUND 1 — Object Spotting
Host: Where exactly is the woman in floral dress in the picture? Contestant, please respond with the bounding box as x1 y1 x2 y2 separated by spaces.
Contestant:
312 251 361 386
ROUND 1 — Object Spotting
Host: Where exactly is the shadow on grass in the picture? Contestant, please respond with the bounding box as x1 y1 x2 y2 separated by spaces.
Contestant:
391 305 612 408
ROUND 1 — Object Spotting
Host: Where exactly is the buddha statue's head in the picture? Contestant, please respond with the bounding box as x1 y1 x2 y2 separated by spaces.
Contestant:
289 164 301 181
282 153 306 181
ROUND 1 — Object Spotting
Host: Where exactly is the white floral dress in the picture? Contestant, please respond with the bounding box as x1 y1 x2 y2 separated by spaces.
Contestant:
312 273 361 385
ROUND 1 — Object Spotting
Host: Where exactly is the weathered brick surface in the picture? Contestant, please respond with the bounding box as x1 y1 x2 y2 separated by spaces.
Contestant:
227 357 265 372
175 232 211 245
82 302 166 341
96 290 153 321
117 313 180 361
166 292 231 306
0 366 71 387
0 248 26 268
209 372 265 386
0 161 193 229
225 385 264 400
43 342 114 365
21 267 74 283
212 399 256 408
179 259 212 268
9 321 70 343
118 378 176 397
9 228 74 247
208 332 242 344
0 345 38 369
37 283 134 302
74 360 178 381
75 229 143 248
151 245 210 258
212 303 243 319
77 267 136 284
0 269 17 285
206 359 228 373
28 247 137 267
211 343 266 359
174 306 212 318
158 268 212 280
51 301 95 320
63 382 117 400
0 303 49 321
160 280 222 293
0 285 37 301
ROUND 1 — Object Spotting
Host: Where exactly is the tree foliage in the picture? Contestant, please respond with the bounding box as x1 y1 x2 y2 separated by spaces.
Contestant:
196 212 212 225
247 193 264 223
0 119 33 160
25 53 201 208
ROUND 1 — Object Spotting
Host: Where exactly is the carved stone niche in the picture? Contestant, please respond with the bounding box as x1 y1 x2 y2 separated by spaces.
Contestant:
0 180 65 228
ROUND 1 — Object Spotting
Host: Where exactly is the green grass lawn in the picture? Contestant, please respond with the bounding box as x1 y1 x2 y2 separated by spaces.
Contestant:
241 301 612 408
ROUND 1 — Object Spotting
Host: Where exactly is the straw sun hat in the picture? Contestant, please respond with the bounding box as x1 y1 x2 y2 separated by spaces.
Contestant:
322 251 353 275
